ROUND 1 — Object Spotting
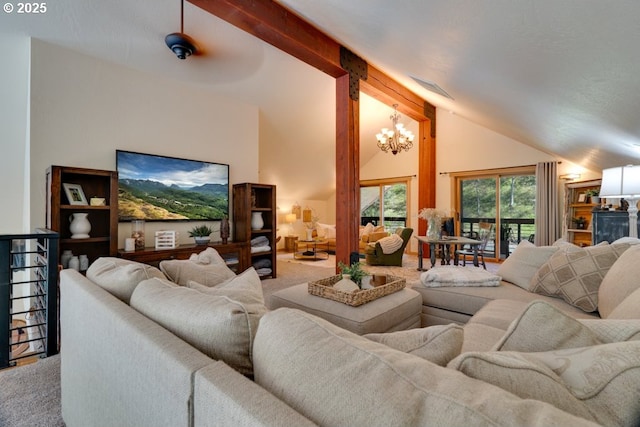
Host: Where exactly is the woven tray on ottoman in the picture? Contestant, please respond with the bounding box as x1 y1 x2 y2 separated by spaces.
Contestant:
308 274 405 307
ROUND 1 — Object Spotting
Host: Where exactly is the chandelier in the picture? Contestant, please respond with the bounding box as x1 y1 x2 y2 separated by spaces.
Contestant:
376 104 415 155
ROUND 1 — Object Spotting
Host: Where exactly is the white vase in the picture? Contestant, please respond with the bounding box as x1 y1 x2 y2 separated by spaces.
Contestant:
68 256 80 271
306 228 313 240
61 250 73 268
251 212 264 230
69 213 91 239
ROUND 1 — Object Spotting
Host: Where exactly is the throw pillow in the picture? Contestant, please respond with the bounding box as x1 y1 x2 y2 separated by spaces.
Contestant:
159 248 235 286
597 244 640 318
608 287 640 320
492 301 602 352
86 257 165 303
529 243 630 312
130 275 267 376
612 236 640 245
364 324 463 366
496 240 559 290
579 318 640 342
450 341 640 427
187 267 265 306
253 308 592 426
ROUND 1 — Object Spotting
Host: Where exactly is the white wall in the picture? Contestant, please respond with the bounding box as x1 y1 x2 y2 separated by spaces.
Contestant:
28 40 260 247
435 109 598 212
0 36 31 234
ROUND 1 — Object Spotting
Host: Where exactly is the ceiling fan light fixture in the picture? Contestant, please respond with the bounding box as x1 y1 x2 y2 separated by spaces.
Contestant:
166 0 197 60
165 32 196 60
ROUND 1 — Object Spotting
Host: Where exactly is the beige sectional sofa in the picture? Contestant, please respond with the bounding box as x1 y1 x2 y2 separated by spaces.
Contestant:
59 242 640 426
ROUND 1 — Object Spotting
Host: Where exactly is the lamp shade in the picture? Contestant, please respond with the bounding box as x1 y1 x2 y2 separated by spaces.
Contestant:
600 165 640 198
285 213 296 224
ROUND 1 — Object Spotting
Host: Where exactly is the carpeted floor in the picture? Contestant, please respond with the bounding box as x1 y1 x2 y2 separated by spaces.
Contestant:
0 354 63 427
0 255 499 426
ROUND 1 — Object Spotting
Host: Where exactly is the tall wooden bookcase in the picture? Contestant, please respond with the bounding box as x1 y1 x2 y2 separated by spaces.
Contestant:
233 183 276 279
564 179 601 247
46 165 118 266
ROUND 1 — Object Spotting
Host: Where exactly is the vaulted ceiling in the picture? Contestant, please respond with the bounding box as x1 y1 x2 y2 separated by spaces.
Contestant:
3 0 640 199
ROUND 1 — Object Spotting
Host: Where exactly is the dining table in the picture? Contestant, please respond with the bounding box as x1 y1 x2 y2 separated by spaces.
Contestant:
414 235 482 270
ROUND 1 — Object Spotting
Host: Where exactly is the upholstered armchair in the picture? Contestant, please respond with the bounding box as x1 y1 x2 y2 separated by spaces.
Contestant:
364 227 413 266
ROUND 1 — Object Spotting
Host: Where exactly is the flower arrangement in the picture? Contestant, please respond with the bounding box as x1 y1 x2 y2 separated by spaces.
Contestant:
304 211 320 229
418 208 446 222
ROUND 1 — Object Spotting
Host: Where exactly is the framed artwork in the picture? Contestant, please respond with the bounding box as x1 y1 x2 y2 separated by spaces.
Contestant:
577 193 586 203
63 183 88 205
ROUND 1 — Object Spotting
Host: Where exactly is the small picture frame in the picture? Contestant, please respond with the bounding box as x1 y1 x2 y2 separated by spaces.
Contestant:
63 183 88 205
577 193 586 203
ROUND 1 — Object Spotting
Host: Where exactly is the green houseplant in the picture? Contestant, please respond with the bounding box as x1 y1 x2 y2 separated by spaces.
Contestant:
188 224 215 245
572 217 587 230
337 261 368 288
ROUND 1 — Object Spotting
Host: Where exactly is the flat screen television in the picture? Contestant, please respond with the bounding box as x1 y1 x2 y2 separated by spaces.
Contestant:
116 150 229 222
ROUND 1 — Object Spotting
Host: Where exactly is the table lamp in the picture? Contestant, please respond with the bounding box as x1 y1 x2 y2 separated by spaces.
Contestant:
599 165 640 238
285 213 297 236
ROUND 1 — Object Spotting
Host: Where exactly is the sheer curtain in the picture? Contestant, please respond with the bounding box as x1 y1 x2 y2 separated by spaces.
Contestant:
535 161 560 246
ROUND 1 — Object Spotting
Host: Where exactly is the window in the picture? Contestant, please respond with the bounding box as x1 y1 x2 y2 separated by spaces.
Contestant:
360 177 411 230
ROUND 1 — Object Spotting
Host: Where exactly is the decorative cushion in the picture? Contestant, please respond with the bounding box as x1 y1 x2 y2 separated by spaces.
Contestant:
159 248 235 286
364 324 463 366
608 287 640 320
450 341 640 426
579 318 640 342
317 223 336 239
612 236 640 245
492 301 602 352
496 240 559 290
253 308 592 426
187 267 265 306
130 271 267 376
86 257 165 303
419 266 501 288
597 244 640 318
529 243 630 312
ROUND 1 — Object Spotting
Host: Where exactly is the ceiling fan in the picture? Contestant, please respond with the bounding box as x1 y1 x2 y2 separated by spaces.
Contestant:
165 0 198 60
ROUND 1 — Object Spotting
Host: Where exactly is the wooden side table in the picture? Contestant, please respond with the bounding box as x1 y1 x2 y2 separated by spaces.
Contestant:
284 236 298 252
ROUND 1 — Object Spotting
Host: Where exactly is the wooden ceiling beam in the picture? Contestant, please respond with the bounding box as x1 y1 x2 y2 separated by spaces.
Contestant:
188 0 346 77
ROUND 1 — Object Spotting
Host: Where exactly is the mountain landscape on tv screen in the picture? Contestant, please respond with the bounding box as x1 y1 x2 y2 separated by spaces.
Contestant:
118 179 228 220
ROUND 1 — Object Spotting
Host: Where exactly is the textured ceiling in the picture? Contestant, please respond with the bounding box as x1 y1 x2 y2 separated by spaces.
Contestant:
3 0 640 199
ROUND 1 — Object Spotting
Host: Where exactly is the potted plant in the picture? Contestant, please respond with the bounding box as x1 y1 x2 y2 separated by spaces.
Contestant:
337 261 368 288
573 217 587 230
586 189 600 204
188 224 215 245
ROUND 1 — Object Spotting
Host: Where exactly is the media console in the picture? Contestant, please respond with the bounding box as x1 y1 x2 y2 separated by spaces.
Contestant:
118 241 249 273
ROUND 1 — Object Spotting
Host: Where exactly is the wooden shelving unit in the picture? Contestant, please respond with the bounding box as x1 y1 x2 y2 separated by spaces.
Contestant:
233 183 276 279
564 179 601 247
46 165 118 266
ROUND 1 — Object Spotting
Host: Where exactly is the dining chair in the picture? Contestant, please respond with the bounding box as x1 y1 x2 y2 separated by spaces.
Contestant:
456 222 493 269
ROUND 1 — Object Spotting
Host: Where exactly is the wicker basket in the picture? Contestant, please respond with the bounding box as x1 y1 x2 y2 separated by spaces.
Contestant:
308 274 406 306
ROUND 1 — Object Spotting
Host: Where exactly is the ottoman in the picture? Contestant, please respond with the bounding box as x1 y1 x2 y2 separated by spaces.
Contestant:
269 283 422 335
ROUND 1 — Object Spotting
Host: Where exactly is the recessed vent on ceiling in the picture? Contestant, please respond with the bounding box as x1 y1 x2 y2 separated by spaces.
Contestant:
410 76 454 100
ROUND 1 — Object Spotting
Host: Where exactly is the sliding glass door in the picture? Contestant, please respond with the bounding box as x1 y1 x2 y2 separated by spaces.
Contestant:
455 167 535 260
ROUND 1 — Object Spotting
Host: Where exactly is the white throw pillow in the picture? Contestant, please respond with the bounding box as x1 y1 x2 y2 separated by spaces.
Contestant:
86 257 165 303
130 273 267 376
160 248 235 286
450 341 640 426
492 301 602 352
364 324 463 366
598 244 640 318
187 267 265 306
496 240 559 290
